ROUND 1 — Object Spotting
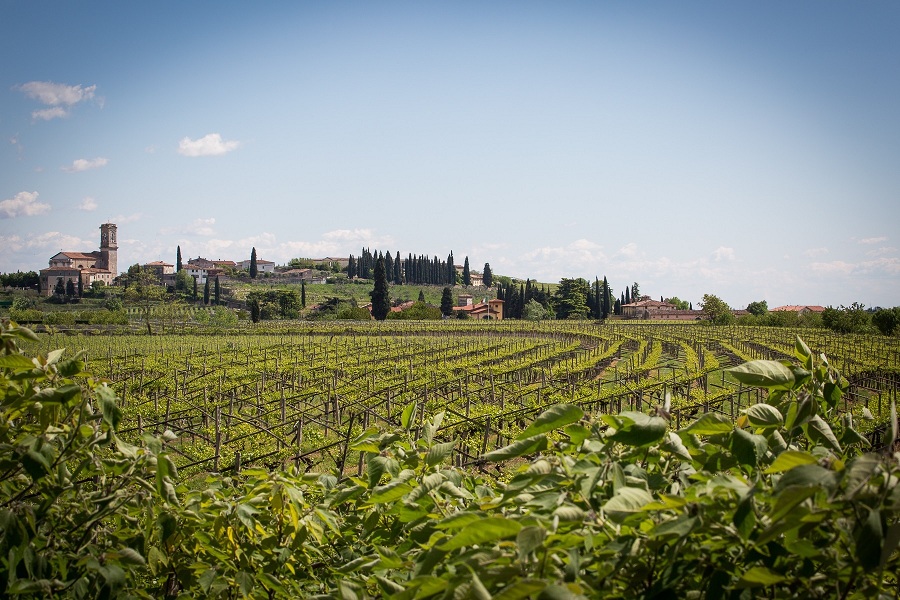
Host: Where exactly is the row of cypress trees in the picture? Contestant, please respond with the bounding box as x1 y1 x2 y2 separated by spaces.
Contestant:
349 248 490 287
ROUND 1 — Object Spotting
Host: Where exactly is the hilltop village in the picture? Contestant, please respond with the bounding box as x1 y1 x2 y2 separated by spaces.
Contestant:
17 221 838 326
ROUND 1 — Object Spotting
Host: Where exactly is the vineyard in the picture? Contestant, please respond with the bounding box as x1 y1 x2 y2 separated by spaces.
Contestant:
29 321 900 477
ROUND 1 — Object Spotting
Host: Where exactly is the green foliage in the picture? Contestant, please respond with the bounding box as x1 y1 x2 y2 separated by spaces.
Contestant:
746 299 768 316
552 277 591 320
369 257 390 321
700 293 734 325
2 324 898 598
388 301 442 320
665 296 690 310
249 247 258 279
872 307 900 336
246 289 301 320
440 287 453 317
0 271 40 289
822 303 875 334
522 298 551 321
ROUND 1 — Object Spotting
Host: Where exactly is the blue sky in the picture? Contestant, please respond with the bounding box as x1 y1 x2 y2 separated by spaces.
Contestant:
2 1 898 308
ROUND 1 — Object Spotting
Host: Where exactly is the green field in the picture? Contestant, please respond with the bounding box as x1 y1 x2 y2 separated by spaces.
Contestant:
26 321 900 476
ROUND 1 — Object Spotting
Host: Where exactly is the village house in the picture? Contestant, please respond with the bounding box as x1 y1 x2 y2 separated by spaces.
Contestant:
143 261 174 280
771 305 826 315
453 265 484 286
621 296 703 321
237 258 276 274
453 294 504 320
39 223 117 295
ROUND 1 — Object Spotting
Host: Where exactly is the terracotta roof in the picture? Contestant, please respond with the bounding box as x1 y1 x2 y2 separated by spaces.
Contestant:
771 305 826 312
60 252 99 260
144 261 173 266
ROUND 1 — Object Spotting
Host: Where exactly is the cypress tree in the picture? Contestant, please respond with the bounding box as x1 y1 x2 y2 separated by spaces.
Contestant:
77 276 83 298
214 276 221 305
601 276 611 319
447 252 455 285
483 263 493 288
625 286 631 305
440 287 453 317
370 257 390 321
394 251 402 284
250 247 258 279
203 278 210 304
385 252 393 283
462 257 471 286
250 299 260 323
66 279 75 298
348 255 356 279
176 245 182 272
193 276 198 300
301 280 306 307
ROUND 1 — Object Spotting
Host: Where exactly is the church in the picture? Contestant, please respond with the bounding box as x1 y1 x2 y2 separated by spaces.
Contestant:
39 223 118 295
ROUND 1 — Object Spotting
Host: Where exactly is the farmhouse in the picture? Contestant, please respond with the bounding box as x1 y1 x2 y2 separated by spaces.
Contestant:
621 296 703 321
453 294 504 320
39 223 117 295
771 305 826 315
237 258 276 274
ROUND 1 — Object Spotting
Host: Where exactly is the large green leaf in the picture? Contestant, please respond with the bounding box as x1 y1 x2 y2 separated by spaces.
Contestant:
425 440 456 467
765 450 818 474
603 487 653 523
794 336 813 369
683 412 732 435
517 404 583 439
745 404 783 429
727 360 795 390
738 567 786 587
606 411 668 447
437 516 522 551
482 435 547 462
730 428 766 469
804 415 842 452
368 480 413 504
0 354 35 370
492 580 548 600
856 508 883 571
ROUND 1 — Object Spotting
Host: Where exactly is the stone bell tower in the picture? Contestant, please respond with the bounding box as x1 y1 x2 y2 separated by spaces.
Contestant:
99 223 118 276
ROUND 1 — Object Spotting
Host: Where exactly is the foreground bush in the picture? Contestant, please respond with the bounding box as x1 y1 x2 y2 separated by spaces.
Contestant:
1 320 898 598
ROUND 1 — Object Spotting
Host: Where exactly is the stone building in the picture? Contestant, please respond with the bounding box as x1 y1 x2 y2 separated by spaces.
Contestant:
39 223 117 295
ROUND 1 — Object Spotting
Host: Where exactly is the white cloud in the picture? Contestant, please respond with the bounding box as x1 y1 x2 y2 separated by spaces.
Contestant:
77 197 98 211
32 107 70 121
62 157 109 172
811 261 857 275
15 81 97 120
163 217 217 237
0 191 50 219
16 81 97 106
178 133 240 157
866 246 897 258
615 242 638 258
803 247 829 258
110 213 143 224
859 236 887 245
24 231 93 251
0 234 23 252
712 246 735 261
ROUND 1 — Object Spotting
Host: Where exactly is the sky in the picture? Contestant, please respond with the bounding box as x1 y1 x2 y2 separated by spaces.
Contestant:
2 1 899 309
